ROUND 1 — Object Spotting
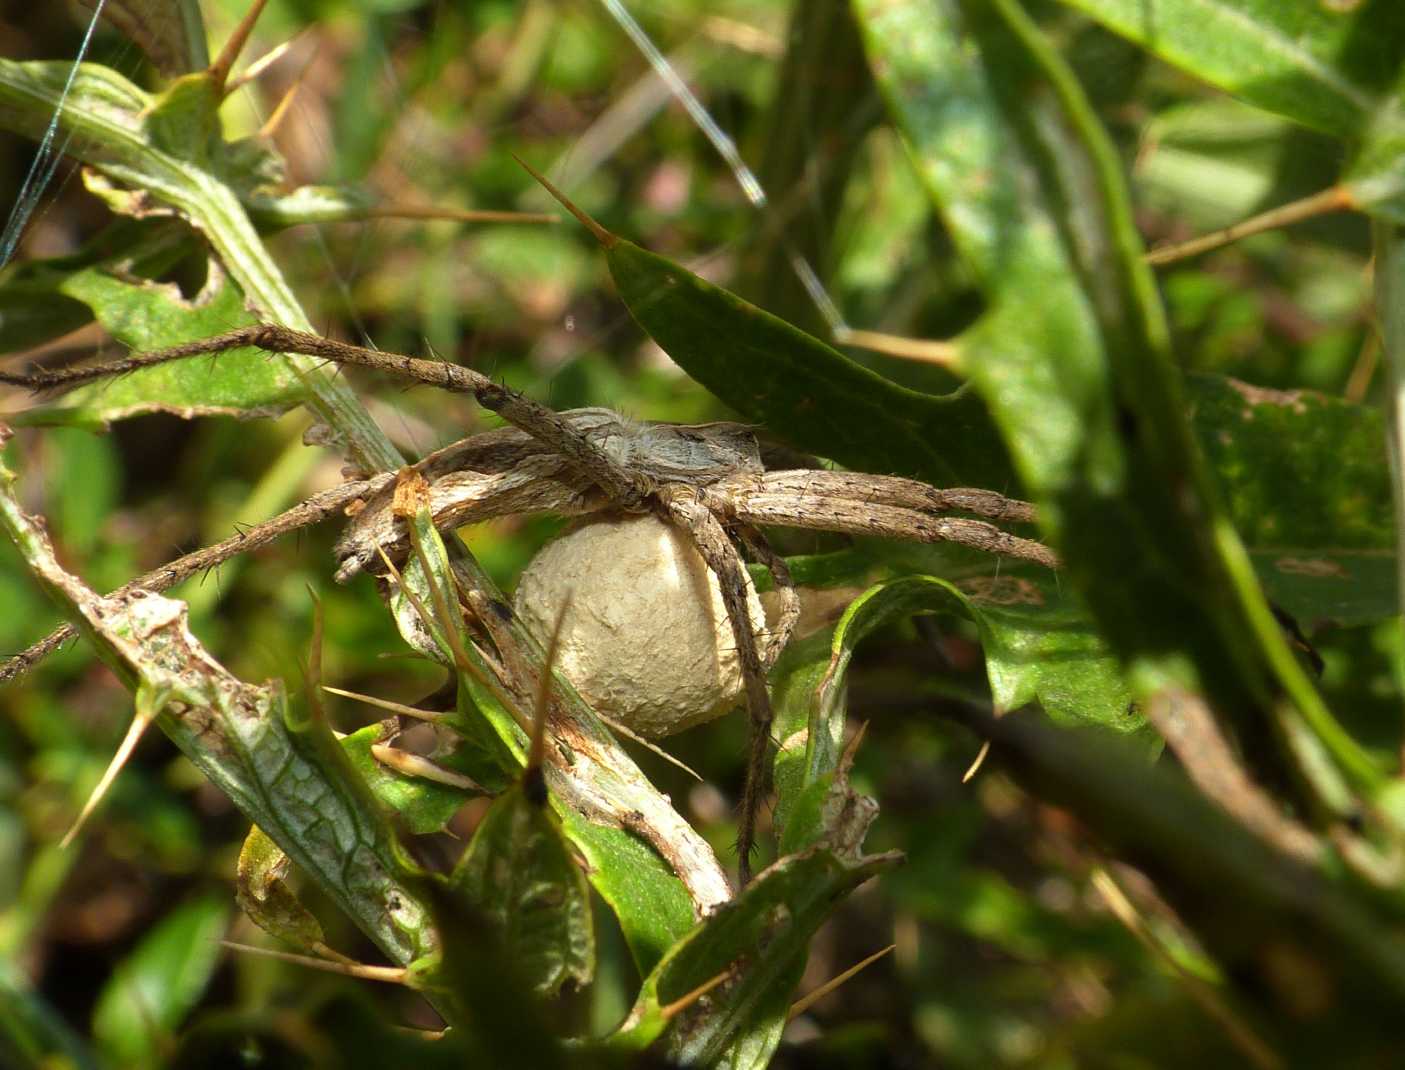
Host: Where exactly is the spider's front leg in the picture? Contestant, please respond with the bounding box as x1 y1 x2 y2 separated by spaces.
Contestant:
1 323 656 510
658 486 779 886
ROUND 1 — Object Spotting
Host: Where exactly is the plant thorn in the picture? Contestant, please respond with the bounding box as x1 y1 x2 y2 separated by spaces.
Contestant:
512 154 616 248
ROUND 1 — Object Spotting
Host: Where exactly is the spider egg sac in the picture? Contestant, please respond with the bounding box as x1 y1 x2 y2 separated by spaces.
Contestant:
512 513 768 738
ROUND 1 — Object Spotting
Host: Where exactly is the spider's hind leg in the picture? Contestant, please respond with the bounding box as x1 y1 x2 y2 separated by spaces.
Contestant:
659 487 775 886
736 525 799 672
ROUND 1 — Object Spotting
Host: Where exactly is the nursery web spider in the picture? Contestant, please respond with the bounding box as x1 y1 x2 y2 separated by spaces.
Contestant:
2 322 1056 884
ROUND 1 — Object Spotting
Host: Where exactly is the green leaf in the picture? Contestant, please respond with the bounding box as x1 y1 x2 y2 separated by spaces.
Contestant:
1250 549 1395 628
609 756 900 1066
450 782 594 997
769 550 1147 849
1346 60 1405 220
854 0 1383 802
1055 0 1405 137
1135 98 1290 228
0 215 304 430
340 723 484 836
1345 35 1405 219
770 628 847 854
417 883 566 1070
0 218 195 356
786 205 1399 634
604 239 1015 491
91 892 229 1066
0 58 401 472
842 574 1137 729
1063 0 1405 222
556 812 696 978
1345 118 1405 221
13 255 305 431
1189 373 1393 551
1187 372 1397 624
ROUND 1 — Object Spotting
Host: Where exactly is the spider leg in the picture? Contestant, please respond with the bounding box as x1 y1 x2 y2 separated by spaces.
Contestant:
659 487 772 886
749 470 1038 525
717 471 1058 570
3 324 654 507
735 525 799 671
0 475 387 684
334 452 603 581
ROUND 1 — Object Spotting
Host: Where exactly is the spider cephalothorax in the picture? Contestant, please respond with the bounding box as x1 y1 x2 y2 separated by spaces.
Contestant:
332 408 766 581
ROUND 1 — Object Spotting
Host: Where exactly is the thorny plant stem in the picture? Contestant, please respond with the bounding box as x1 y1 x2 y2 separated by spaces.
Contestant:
0 475 386 683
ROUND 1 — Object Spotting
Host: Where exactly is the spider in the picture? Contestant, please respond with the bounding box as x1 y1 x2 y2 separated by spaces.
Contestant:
1 320 1055 885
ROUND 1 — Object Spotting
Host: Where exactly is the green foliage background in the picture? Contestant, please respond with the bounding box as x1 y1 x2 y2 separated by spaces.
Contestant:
0 1 1403 1067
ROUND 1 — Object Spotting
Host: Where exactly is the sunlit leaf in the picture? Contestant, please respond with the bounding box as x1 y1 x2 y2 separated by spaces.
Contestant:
836 574 1138 731
609 754 900 1066
769 628 847 855
12 255 305 431
0 57 399 470
1055 0 1405 137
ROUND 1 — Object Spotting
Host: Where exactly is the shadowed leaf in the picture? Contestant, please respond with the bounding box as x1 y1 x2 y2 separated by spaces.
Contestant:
609 751 900 1066
450 782 594 997
853 0 1382 808
91 892 229 1067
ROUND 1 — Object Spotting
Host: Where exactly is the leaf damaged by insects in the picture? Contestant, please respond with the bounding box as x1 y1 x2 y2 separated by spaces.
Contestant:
235 825 327 955
12 254 305 431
